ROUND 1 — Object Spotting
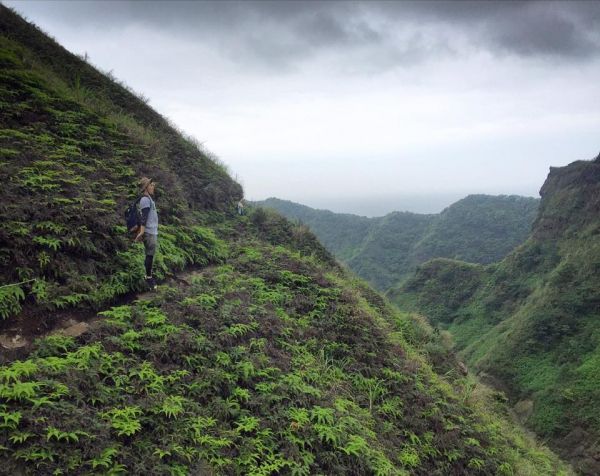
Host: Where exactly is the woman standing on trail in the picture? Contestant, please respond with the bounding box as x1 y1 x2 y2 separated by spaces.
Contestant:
135 177 158 290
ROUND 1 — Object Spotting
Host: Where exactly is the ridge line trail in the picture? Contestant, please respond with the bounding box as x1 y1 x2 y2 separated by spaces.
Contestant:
0 266 211 360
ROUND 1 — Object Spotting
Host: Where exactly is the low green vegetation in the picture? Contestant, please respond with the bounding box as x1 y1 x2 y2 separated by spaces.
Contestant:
0 221 570 474
257 195 538 291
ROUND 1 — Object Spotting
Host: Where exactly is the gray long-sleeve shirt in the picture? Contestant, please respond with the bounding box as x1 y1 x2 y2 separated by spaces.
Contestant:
140 196 158 235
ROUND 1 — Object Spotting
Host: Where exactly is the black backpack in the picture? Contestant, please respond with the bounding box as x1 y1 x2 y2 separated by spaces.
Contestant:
125 197 142 232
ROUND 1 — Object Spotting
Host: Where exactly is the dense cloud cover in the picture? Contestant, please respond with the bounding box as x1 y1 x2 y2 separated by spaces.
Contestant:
12 1 600 68
6 1 600 214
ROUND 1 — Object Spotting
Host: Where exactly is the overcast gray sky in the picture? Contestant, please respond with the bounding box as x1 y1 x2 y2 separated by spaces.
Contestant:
6 0 600 215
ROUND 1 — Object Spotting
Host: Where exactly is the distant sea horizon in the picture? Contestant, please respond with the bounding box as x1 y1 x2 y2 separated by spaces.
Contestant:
252 192 539 218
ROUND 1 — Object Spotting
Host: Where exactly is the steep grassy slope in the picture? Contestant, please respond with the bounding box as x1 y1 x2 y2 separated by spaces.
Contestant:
0 212 571 475
389 156 600 474
257 195 538 291
0 7 242 320
0 7 571 475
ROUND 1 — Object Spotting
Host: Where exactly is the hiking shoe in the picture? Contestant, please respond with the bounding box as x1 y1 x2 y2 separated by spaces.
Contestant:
145 276 158 291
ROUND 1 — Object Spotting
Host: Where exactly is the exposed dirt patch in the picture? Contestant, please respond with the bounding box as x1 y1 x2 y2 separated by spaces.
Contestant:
0 333 28 350
55 320 92 338
513 399 534 425
1 304 109 358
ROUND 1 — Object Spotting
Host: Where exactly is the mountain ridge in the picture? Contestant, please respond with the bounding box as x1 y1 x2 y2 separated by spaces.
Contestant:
256 194 539 291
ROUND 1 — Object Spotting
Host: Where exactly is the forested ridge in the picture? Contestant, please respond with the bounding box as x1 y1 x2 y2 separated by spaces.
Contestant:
257 195 539 291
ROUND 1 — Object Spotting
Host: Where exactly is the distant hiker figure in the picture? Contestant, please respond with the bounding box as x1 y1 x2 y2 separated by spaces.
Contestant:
135 177 158 290
237 199 245 216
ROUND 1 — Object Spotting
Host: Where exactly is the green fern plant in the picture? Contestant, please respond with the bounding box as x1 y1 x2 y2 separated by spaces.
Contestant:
232 387 250 403
14 446 56 466
51 293 87 309
67 343 103 370
48 382 69 400
105 462 128 475
37 251 50 269
0 284 25 319
19 167 61 190
498 461 514 475
287 407 310 429
182 293 217 309
340 434 369 457
129 361 165 394
222 322 258 339
368 451 396 476
8 430 34 444
398 447 420 468
89 446 119 470
31 278 48 303
288 451 314 476
167 463 188 476
46 426 88 443
0 409 22 430
235 415 260 434
0 360 38 383
309 406 334 426
152 447 172 460
98 305 132 324
0 381 43 401
35 221 66 234
144 308 168 327
34 334 75 357
33 235 61 251
157 395 186 419
313 423 340 446
468 457 485 470
117 329 142 352
102 406 142 436
3 221 30 237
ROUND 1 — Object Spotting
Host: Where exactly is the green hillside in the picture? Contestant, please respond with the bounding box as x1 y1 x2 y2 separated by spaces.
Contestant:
389 157 600 474
257 195 538 291
347 212 434 290
0 7 570 475
254 199 373 261
409 195 540 268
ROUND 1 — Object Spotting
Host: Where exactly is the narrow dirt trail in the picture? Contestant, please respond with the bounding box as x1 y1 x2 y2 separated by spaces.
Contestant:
0 218 246 361
0 268 205 361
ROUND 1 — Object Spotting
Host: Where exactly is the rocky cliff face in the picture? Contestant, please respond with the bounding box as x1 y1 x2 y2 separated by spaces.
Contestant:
534 155 600 240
